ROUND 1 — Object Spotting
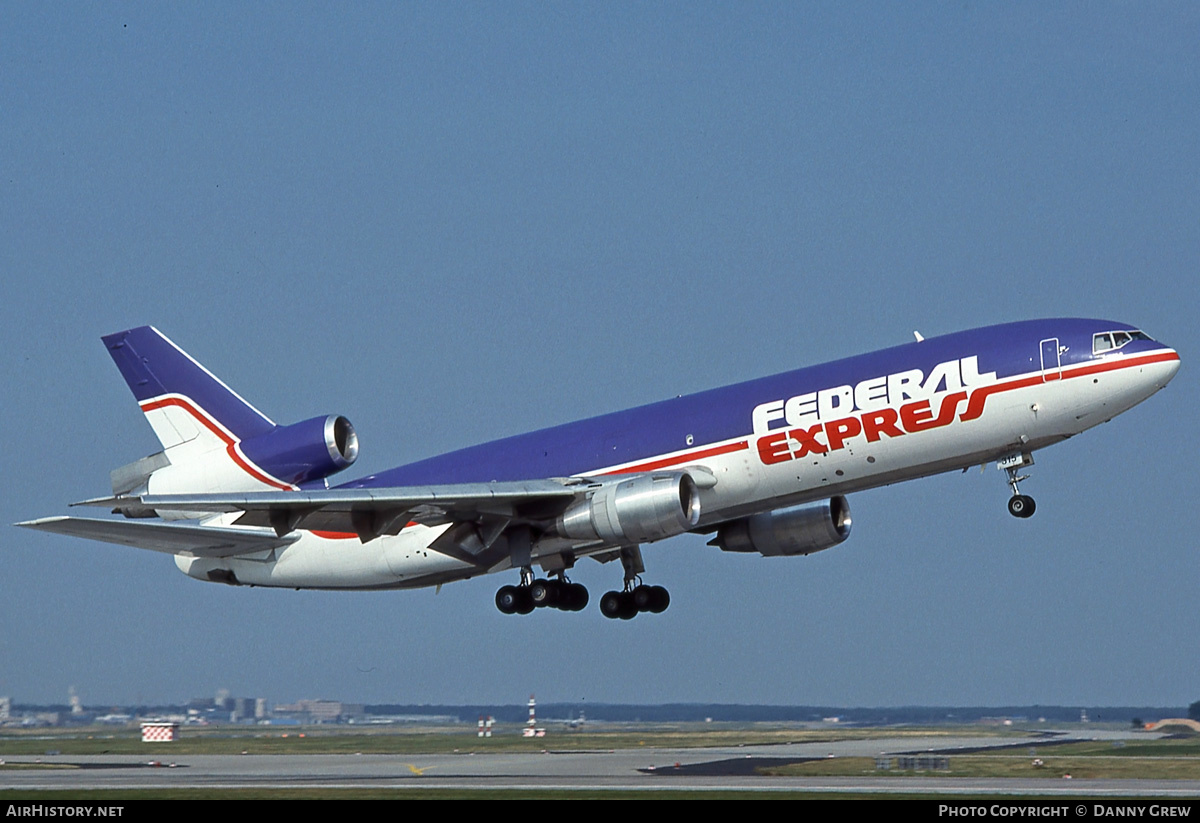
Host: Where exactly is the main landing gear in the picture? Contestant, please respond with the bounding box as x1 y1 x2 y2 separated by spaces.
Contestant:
493 546 671 618
598 545 670 620
999 452 1036 519
495 568 588 615
599 582 670 620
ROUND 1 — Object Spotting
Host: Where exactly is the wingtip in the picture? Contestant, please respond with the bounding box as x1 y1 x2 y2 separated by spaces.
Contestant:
14 516 69 529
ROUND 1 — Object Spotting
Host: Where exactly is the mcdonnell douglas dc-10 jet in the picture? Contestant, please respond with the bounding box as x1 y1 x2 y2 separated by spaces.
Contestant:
19 320 1179 619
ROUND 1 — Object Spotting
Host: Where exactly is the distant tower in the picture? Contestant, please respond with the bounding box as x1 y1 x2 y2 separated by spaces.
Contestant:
523 695 545 738
1080 709 1089 723
68 686 83 716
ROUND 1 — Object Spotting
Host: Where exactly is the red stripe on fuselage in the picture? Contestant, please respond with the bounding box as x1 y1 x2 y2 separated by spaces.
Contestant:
960 349 1179 422
596 439 750 476
139 396 294 491
600 349 1178 476
311 522 418 540
1062 349 1179 379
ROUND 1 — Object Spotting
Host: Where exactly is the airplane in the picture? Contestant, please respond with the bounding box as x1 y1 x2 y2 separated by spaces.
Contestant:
18 319 1179 619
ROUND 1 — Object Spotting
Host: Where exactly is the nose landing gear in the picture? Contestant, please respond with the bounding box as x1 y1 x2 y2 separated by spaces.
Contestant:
999 452 1036 519
1007 493 1036 518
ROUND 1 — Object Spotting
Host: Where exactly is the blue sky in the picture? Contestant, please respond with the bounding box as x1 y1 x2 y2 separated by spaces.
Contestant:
2 2 1198 708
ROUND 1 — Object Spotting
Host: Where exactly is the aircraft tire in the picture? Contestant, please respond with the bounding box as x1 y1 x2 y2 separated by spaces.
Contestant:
561 583 588 612
617 592 637 620
496 585 520 615
529 579 556 608
599 591 624 619
631 584 669 613
1007 495 1036 518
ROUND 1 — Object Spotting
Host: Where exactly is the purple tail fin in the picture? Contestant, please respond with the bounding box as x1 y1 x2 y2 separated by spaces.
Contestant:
103 326 276 446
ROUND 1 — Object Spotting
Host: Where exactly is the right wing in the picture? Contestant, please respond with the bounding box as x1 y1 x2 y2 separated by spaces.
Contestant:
16 516 298 558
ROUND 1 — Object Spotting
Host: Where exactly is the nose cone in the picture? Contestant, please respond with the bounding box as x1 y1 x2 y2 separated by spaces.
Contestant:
1159 347 1182 388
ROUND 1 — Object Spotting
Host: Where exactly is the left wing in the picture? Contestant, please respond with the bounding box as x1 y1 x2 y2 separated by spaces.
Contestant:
75 471 704 558
79 480 586 543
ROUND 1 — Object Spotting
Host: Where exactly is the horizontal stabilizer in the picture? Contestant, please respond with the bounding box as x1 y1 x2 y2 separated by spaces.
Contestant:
16 517 297 558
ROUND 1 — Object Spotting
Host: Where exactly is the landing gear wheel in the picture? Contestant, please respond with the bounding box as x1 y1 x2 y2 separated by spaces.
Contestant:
496 585 520 615
600 591 623 619
1007 494 1036 518
513 587 535 614
562 582 588 612
511 587 532 614
628 584 670 614
617 592 637 619
529 579 557 608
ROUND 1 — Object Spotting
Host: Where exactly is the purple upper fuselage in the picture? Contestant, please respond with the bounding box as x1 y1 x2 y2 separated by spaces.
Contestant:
339 318 1158 488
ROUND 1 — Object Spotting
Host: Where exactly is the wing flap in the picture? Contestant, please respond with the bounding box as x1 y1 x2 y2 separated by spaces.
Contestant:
16 517 298 558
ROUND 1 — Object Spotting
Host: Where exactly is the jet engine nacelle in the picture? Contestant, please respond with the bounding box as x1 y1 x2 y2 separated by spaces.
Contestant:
557 471 701 545
710 497 851 557
240 415 360 486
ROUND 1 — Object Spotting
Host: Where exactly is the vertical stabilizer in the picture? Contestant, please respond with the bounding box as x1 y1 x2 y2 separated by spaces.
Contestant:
102 327 292 498
103 327 276 447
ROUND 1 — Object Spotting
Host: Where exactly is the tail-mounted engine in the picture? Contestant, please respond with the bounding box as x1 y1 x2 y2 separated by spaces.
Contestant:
710 496 851 557
557 471 701 545
110 414 359 515
240 415 359 486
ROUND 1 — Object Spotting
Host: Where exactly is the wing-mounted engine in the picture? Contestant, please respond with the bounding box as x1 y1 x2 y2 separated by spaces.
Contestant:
556 471 701 545
709 497 851 557
239 415 359 486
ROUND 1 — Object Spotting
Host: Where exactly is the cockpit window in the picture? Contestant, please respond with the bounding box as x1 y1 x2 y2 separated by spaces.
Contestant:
1093 330 1151 355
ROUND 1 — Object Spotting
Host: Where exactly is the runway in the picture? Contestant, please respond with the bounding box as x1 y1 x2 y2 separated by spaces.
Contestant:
4 731 1200 795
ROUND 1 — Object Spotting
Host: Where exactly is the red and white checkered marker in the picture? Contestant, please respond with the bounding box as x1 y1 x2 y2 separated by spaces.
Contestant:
140 722 179 742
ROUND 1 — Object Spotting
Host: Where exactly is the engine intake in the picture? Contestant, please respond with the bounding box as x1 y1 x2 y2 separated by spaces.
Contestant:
557 472 701 545
240 414 359 485
710 497 851 557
